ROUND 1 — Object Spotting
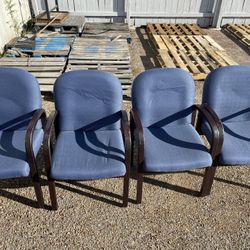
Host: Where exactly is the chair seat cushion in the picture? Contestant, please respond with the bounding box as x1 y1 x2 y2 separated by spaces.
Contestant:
51 130 126 180
143 124 212 172
0 129 43 179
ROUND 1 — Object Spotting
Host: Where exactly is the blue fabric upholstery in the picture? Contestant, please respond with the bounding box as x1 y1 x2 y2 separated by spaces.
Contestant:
0 68 43 179
132 68 212 172
202 65 250 165
54 70 122 131
144 125 212 172
132 68 195 127
0 68 42 130
50 130 125 180
202 121 250 165
52 70 125 180
203 66 250 123
0 129 43 179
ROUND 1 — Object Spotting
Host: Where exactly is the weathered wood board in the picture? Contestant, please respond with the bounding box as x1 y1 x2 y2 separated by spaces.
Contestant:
5 35 76 57
67 37 133 92
82 22 131 40
147 23 206 35
0 57 66 92
149 35 225 52
225 24 250 47
35 14 85 35
157 49 238 80
147 23 237 80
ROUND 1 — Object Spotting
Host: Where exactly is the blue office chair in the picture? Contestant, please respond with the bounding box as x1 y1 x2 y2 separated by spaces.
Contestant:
201 65 250 191
0 68 46 208
44 70 131 210
131 68 223 204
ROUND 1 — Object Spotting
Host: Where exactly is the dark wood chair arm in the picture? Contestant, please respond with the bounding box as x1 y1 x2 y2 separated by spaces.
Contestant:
43 111 57 171
193 104 224 159
25 109 46 177
130 109 144 165
121 110 131 172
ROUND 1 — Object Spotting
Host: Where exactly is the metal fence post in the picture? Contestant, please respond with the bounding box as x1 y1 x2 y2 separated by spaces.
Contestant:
126 0 131 26
212 0 224 28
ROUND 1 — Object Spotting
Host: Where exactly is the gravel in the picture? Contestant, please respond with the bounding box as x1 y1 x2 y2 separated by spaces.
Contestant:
0 28 249 250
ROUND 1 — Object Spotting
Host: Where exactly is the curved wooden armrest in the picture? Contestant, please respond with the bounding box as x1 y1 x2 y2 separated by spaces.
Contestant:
25 109 46 177
43 111 57 171
130 109 144 166
121 110 131 172
193 104 224 159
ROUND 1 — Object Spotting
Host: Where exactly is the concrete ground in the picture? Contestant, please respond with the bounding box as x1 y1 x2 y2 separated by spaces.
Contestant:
0 28 250 249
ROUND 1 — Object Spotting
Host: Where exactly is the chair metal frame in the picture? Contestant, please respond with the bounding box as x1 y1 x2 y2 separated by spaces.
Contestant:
44 110 131 210
130 104 224 204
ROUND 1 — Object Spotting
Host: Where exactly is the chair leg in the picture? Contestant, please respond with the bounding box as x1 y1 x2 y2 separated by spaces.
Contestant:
136 173 143 204
200 166 217 197
122 173 130 207
32 177 44 208
48 179 58 210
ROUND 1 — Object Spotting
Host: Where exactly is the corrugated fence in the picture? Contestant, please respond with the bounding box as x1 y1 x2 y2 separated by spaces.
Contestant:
32 0 250 27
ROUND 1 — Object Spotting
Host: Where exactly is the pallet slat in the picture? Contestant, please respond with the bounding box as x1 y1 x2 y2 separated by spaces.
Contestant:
225 24 250 47
67 34 133 90
147 23 206 35
149 35 225 52
0 57 66 91
147 23 237 80
157 49 237 80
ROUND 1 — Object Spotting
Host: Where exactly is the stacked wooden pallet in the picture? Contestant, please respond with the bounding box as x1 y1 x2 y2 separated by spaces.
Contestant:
224 24 250 48
67 23 132 94
82 22 131 40
35 14 85 35
147 23 238 80
6 34 76 57
0 57 66 92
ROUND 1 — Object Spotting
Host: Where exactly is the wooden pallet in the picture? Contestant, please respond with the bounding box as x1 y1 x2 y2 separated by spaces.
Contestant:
32 11 69 24
225 24 250 47
35 14 85 35
32 35 75 56
150 34 225 52
67 37 133 92
147 23 206 35
82 22 130 39
157 49 238 80
5 35 75 57
0 57 66 92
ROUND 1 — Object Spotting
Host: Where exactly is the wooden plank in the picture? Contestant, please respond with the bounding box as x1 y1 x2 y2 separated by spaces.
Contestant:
216 51 238 65
203 35 225 51
155 48 237 80
0 57 66 92
189 50 210 74
170 36 186 50
178 24 191 35
146 23 205 35
178 50 200 74
187 36 204 51
157 50 176 68
149 34 226 53
225 24 250 48
186 24 206 35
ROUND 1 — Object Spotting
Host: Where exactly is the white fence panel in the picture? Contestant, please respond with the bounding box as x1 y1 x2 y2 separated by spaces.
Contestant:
33 0 250 27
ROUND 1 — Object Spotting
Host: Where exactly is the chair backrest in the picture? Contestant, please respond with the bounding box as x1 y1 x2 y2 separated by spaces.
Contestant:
0 68 42 130
132 68 195 127
203 66 250 123
54 70 123 131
